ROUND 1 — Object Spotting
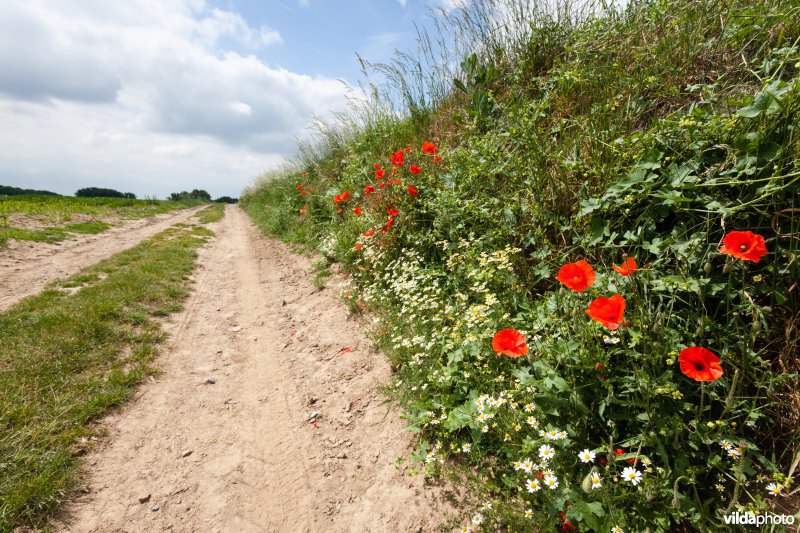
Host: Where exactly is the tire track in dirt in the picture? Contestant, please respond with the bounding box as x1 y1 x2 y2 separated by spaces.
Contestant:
55 205 459 532
0 206 205 312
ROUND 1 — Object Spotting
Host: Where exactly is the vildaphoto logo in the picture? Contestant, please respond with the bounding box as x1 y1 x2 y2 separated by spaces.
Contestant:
723 511 796 526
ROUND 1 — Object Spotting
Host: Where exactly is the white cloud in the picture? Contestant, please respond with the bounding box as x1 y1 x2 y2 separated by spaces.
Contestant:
398 0 408 6
0 0 349 198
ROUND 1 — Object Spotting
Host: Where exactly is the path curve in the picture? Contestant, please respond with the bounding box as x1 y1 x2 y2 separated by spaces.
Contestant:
0 206 204 312
55 205 457 532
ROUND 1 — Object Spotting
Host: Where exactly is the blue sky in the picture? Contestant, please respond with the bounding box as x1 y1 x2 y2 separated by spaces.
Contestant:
0 0 451 199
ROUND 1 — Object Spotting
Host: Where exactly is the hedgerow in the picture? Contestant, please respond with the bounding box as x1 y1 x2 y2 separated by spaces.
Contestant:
242 0 800 530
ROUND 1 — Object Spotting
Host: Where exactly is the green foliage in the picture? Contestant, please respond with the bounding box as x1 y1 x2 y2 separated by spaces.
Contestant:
0 185 60 196
242 0 800 530
75 187 136 199
169 189 212 202
195 203 226 224
0 224 212 529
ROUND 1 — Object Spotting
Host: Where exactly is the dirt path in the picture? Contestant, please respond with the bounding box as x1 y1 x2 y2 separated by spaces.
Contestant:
55 206 457 532
0 206 205 312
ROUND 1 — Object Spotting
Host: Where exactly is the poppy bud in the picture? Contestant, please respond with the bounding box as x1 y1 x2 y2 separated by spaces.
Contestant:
695 325 704 337
752 319 761 333
723 261 733 273
703 261 712 274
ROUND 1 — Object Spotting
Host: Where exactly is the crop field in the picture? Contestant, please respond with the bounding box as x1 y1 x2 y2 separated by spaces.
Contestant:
0 194 202 249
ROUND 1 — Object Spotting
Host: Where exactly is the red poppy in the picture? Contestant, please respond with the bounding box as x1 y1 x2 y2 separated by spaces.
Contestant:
334 194 342 204
612 257 637 276
364 185 375 195
556 260 596 292
380 183 386 189
679 347 723 382
720 231 767 263
409 165 421 174
422 141 436 154
296 185 303 190
407 185 419 197
375 169 386 179
391 168 397 175
405 145 412 152
387 208 399 217
353 207 362 215
342 191 350 201
395 179 402 185
363 229 374 237
373 163 380 169
561 522 576 531
337 208 342 214
390 150 404 166
433 154 441 163
586 294 626 330
595 363 603 371
491 329 528 358
298 209 305 214
354 243 362 250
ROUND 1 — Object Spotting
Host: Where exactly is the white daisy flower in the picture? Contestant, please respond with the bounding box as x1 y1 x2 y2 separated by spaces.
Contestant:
766 483 782 496
462 443 472 453
538 444 555 461
482 501 492 511
471 513 484 526
526 416 539 427
621 466 643 486
544 474 559 490
578 449 596 463
520 459 534 473
526 478 541 493
611 527 624 533
524 508 533 519
591 473 602 489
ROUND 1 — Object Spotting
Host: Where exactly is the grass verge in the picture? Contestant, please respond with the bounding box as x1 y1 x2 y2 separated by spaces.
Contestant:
195 203 226 224
0 221 111 249
0 223 213 530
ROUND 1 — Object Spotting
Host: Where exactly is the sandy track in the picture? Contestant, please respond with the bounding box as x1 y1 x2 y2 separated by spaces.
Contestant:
55 206 457 532
0 207 204 312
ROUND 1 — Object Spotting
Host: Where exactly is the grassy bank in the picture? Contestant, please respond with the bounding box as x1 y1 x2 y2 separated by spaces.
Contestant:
0 223 214 529
242 0 799 530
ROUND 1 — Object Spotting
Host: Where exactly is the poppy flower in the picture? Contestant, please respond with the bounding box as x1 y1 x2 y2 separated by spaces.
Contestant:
334 194 342 204
336 208 342 214
354 243 362 250
373 163 380 169
612 257 637 276
586 294 626 330
296 185 303 190
298 209 305 214
491 329 528 358
679 347 723 382
364 185 375 195
300 191 306 196
392 168 397 175
422 141 436 154
342 191 350 201
556 260 596 292
380 183 386 189
561 522 576 531
353 207 362 215
720 231 767 263
405 145 412 152
387 208 399 217
375 169 386 179
433 155 441 163
407 185 419 197
409 165 421 174
363 229 374 237
395 179 402 185
390 150 404 166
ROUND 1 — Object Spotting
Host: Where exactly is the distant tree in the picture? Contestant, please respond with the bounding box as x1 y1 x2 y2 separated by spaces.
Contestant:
214 196 238 204
0 185 60 196
123 192 137 199
75 187 129 198
168 190 212 202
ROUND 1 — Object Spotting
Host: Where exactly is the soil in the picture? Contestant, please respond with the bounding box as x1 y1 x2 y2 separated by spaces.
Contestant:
52 206 459 532
0 207 204 312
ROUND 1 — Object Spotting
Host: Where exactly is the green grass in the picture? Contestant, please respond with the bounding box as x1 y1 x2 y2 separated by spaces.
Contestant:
195 203 226 224
0 223 213 530
0 221 111 248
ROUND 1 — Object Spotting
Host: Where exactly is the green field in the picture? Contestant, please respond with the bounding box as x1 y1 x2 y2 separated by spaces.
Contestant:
0 195 205 249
